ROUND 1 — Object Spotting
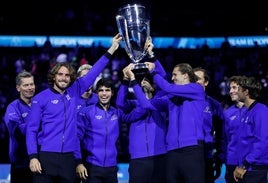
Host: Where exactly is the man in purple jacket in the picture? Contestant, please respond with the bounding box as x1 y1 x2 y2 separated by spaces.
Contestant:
124 61 206 183
223 75 247 183
75 78 147 183
26 34 122 183
193 67 225 183
4 71 35 183
233 76 268 183
116 63 168 183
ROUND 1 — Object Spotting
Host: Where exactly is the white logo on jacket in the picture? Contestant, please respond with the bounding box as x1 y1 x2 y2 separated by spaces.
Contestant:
96 115 102 119
230 115 236 121
22 112 28 118
66 94 71 100
203 106 212 114
111 114 118 121
244 116 249 124
51 100 59 104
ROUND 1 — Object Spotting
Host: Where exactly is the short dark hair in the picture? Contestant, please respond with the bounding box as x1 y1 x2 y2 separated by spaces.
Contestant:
228 75 242 85
96 78 115 91
238 76 262 99
193 67 210 82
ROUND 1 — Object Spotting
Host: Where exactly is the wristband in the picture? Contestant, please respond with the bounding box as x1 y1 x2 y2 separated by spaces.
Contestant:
129 79 138 87
242 160 250 170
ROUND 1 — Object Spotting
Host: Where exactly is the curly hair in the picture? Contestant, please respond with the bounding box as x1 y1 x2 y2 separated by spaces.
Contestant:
237 76 262 99
47 62 77 87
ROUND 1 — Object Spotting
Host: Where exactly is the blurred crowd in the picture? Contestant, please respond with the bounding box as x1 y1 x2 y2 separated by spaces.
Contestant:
1 38 268 164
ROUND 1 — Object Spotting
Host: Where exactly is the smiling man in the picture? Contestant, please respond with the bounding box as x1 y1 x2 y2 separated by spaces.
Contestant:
233 76 268 183
4 70 35 183
76 78 147 183
26 34 122 183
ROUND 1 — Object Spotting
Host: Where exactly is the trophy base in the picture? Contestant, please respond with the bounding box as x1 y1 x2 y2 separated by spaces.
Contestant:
132 63 148 82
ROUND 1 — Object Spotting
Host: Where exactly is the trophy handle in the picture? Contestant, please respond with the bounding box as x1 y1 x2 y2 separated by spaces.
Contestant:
116 15 132 60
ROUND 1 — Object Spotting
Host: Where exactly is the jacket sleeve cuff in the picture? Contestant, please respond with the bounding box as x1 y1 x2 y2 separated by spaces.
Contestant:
104 52 112 59
129 80 138 87
121 79 129 86
76 158 82 166
242 160 250 170
29 154 38 160
150 70 157 76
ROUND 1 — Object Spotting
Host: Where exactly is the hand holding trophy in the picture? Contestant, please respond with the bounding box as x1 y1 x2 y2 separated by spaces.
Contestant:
116 3 150 81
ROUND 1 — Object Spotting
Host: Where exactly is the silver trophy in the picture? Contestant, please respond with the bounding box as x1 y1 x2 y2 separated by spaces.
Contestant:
116 4 150 79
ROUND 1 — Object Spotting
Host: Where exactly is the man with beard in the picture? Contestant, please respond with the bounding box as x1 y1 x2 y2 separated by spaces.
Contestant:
233 76 268 183
125 62 206 183
26 34 122 183
193 67 225 183
223 76 247 183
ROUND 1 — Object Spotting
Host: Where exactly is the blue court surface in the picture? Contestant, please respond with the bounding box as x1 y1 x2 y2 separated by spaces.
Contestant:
0 164 10 183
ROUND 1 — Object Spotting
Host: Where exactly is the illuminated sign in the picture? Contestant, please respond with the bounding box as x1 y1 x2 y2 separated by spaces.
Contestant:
0 35 268 48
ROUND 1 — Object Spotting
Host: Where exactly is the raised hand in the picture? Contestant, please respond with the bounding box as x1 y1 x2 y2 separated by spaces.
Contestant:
108 33 122 54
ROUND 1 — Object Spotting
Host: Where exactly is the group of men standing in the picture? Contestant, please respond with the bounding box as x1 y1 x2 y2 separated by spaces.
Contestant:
4 34 268 183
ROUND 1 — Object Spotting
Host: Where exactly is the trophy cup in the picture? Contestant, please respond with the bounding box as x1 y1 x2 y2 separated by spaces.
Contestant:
116 3 150 80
